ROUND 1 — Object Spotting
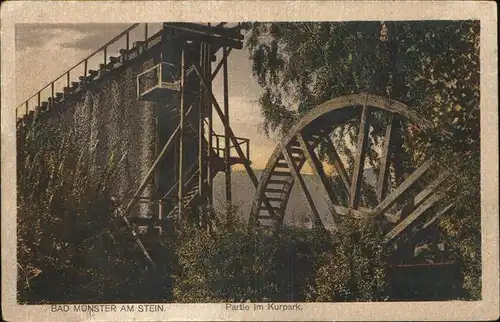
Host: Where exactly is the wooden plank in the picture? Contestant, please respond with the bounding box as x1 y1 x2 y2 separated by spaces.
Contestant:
383 191 445 243
280 143 324 228
190 57 278 221
391 169 450 222
376 114 396 202
350 105 371 209
324 136 350 195
422 203 454 230
297 133 338 229
370 158 433 219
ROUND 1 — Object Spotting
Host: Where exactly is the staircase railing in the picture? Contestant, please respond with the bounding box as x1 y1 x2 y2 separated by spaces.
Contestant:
16 23 161 120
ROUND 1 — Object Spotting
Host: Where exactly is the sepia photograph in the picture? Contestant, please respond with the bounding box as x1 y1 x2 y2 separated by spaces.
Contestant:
1 1 498 321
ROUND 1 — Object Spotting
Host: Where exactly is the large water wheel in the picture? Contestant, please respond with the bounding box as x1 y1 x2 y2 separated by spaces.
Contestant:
249 93 453 254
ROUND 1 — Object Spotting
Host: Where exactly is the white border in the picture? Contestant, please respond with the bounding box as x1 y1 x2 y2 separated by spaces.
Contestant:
1 1 498 321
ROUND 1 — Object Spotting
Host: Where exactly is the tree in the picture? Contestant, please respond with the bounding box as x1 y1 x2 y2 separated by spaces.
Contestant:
245 20 481 299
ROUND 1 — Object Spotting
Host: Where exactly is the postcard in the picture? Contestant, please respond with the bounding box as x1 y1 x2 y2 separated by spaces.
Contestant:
1 1 498 321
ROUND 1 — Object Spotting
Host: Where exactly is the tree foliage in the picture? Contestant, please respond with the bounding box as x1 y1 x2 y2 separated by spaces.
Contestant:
246 21 481 299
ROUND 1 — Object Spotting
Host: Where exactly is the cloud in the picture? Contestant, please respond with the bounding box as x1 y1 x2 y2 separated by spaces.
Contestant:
15 23 130 51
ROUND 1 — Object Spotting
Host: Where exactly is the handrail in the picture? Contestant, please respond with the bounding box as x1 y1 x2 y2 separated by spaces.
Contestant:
16 23 152 119
20 23 140 106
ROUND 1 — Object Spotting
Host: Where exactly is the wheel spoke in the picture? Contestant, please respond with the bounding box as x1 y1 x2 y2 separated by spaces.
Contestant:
280 142 324 228
349 105 371 209
370 158 434 219
384 191 445 243
297 133 338 229
324 135 350 198
376 113 398 202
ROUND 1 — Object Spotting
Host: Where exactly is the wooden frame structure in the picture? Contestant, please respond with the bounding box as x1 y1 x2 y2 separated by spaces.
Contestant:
248 94 453 257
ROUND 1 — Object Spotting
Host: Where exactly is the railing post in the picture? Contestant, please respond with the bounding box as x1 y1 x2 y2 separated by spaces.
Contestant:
51 82 54 110
37 92 41 108
66 71 70 88
84 60 88 81
25 101 28 115
144 24 148 49
126 31 130 60
104 47 107 66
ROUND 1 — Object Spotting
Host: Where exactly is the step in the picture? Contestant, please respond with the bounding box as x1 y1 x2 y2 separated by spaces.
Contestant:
109 56 120 63
259 205 282 211
288 146 303 154
133 41 145 47
268 179 289 185
265 188 283 193
271 171 290 177
275 162 289 168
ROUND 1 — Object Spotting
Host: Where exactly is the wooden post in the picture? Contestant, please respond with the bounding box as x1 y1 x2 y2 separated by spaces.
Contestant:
37 92 41 108
178 43 186 220
223 46 232 218
126 32 130 60
104 47 107 66
144 23 149 49
51 82 54 110
190 58 278 220
67 71 70 88
207 41 213 208
198 41 206 202
25 101 28 115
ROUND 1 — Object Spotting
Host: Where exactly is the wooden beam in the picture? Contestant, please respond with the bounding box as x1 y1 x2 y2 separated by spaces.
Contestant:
324 135 350 197
384 191 445 243
223 46 232 217
391 169 450 222
422 203 454 230
121 109 191 218
211 47 233 81
297 133 338 229
370 158 433 219
281 143 324 228
349 105 371 209
178 45 186 220
114 204 156 269
377 114 397 202
189 57 278 221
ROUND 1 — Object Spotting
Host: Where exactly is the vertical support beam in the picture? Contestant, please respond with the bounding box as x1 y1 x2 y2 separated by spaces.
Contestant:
178 43 186 220
144 23 149 49
190 58 278 220
66 71 70 88
297 133 338 229
206 41 213 208
223 46 232 218
349 105 371 209
376 114 396 202
198 41 206 201
281 143 324 228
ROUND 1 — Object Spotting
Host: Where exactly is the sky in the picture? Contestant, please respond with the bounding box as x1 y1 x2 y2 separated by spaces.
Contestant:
15 23 278 170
